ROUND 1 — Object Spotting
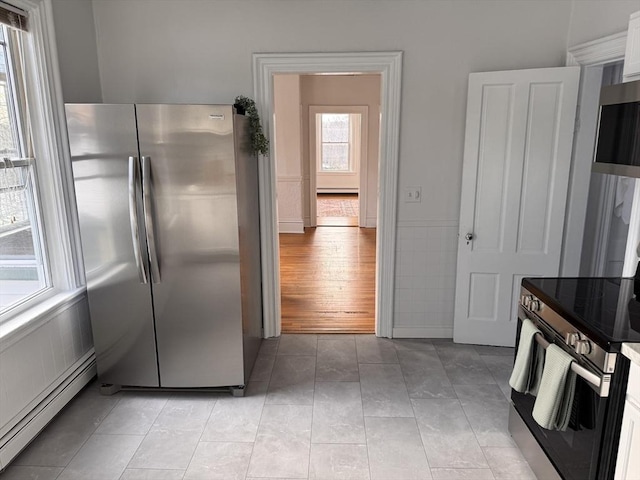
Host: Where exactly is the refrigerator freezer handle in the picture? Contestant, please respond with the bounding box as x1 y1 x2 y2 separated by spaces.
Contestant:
142 156 161 283
128 156 148 284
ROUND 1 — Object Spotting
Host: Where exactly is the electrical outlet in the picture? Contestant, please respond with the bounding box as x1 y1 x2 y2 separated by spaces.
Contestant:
404 187 421 203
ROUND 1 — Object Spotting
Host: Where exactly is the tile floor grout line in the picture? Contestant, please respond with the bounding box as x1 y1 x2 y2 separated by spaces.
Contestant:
306 339 318 479
121 435 145 475
121 393 169 475
357 350 373 480
244 366 269 480
432 342 459 399
409 396 433 476
395 342 415 402
454 383 494 475
50 385 122 474
482 445 501 480
180 394 218 479
240 437 252 480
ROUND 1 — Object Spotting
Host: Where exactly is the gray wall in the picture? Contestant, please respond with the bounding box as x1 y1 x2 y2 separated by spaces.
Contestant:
568 0 638 46
49 0 639 234
52 0 102 102
90 0 574 224
50 0 637 334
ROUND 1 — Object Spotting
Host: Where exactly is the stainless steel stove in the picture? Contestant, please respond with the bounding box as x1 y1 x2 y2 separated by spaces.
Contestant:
510 277 638 480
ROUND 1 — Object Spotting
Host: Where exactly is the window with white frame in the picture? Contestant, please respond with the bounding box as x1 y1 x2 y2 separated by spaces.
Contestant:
317 113 360 173
0 0 82 323
0 23 49 313
319 113 350 172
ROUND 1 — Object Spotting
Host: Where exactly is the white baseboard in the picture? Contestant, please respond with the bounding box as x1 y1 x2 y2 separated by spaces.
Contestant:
392 326 453 338
0 350 96 469
278 221 304 234
317 188 358 194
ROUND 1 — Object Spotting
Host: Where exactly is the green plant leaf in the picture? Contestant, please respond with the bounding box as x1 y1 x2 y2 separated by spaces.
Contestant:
234 95 269 156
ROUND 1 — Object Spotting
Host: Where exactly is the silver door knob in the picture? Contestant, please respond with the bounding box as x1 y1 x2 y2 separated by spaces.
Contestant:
465 233 474 241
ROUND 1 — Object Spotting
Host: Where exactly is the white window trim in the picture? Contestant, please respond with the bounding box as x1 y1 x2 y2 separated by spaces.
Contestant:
314 112 362 176
0 0 84 334
349 114 361 175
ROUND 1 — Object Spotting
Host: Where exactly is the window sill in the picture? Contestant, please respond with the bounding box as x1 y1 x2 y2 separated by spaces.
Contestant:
0 287 86 350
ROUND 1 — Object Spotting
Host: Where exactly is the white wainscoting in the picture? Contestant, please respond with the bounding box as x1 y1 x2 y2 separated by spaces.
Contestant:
0 293 95 468
277 176 304 234
393 222 459 338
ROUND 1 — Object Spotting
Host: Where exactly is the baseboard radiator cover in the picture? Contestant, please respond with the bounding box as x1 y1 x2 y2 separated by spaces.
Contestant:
0 350 96 469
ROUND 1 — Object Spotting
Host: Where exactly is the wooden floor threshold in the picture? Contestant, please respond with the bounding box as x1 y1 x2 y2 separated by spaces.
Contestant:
281 328 375 334
316 216 358 227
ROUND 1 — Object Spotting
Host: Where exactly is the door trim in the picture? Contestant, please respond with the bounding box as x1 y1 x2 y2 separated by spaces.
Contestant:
591 176 617 276
565 31 626 67
561 30 627 276
309 105 369 228
253 51 403 338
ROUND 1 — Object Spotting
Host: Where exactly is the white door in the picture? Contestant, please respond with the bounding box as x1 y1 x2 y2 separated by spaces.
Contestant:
453 67 580 347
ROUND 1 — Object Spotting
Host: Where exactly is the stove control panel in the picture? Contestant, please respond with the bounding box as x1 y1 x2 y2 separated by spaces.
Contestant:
574 339 592 355
519 289 616 374
521 294 540 312
562 331 593 354
565 332 579 346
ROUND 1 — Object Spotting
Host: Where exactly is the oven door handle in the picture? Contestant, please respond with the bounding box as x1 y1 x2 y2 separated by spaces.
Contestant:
533 332 610 397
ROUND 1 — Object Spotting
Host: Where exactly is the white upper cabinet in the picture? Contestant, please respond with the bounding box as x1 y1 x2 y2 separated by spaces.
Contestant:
623 11 640 81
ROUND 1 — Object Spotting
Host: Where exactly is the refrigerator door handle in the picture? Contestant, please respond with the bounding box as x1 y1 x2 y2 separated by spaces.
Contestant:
142 156 161 283
128 156 148 284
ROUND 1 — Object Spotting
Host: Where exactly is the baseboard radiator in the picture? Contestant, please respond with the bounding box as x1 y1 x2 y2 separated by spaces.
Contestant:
0 293 96 469
0 350 96 469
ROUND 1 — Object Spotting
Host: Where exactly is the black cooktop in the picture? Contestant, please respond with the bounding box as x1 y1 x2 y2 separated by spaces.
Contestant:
523 277 640 349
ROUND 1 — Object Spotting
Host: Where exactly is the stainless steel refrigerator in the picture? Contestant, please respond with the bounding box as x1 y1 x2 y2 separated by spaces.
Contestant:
65 104 262 391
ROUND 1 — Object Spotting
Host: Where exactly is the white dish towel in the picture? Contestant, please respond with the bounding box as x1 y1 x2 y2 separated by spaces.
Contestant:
509 318 544 394
532 344 577 431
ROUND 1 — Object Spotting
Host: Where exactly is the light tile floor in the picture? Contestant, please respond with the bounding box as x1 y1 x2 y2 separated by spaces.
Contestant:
2 335 536 480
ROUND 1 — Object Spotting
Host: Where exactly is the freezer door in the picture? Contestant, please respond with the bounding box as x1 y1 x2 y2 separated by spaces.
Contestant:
136 104 245 387
66 104 159 387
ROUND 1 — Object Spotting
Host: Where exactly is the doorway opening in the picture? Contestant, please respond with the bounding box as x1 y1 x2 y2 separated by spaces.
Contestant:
273 74 380 333
316 112 359 227
252 51 403 338
579 62 633 277
311 108 367 228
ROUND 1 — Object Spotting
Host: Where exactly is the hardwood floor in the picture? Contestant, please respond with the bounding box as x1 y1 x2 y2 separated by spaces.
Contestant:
279 226 376 333
316 216 358 227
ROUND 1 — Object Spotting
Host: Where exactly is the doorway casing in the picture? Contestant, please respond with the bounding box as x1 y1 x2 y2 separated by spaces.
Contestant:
253 51 403 338
561 31 628 276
